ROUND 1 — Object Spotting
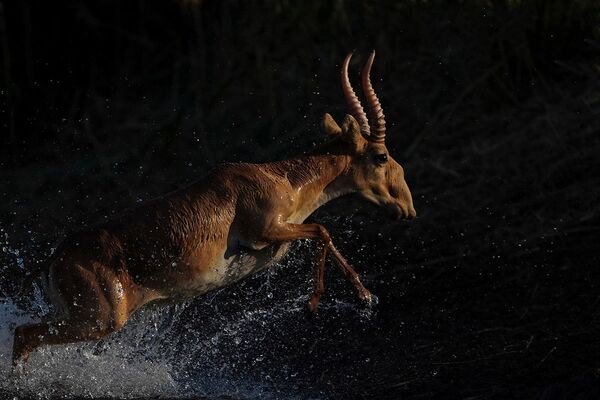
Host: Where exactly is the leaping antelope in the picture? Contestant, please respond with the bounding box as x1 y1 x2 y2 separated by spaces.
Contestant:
12 51 415 367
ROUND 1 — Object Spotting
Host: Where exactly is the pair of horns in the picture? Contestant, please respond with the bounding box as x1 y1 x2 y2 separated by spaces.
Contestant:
341 51 386 143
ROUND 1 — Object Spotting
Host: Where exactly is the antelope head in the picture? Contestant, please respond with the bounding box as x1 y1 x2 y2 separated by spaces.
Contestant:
321 51 416 220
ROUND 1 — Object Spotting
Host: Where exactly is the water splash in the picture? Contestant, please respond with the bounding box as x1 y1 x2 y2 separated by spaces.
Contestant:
0 231 371 399
0 296 305 399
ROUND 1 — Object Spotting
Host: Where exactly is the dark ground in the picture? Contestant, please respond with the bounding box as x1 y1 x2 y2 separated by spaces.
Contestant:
1 1 600 399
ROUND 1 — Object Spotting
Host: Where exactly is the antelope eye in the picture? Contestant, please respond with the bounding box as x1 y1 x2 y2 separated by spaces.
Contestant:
373 153 388 164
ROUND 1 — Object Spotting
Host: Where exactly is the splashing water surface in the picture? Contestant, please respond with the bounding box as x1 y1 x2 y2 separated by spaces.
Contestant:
0 236 374 399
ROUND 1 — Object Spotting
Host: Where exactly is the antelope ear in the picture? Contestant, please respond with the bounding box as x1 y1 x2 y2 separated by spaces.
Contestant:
321 113 342 136
341 114 363 145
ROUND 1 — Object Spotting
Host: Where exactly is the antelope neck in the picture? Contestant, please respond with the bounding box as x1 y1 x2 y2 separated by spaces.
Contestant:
283 153 354 219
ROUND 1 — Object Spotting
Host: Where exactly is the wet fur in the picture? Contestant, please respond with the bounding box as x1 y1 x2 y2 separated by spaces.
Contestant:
12 114 415 367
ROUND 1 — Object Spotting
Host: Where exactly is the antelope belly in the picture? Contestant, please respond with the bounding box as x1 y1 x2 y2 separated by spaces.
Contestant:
218 242 290 285
181 242 290 297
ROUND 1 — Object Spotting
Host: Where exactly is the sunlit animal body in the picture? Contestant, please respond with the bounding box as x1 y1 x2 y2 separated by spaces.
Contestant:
12 51 416 367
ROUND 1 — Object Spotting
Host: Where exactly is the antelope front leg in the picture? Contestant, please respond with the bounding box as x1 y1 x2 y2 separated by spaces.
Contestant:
264 223 372 311
308 243 328 314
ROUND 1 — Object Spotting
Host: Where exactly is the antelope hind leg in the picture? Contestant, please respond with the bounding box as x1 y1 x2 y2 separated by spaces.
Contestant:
12 318 114 370
11 261 137 371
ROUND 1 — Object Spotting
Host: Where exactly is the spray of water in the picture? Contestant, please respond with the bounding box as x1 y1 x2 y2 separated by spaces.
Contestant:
0 221 371 399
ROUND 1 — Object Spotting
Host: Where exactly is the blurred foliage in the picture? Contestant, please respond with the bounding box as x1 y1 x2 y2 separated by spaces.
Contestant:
0 0 598 169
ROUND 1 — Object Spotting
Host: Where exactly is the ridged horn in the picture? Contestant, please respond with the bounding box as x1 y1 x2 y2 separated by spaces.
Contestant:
361 50 386 143
341 52 370 136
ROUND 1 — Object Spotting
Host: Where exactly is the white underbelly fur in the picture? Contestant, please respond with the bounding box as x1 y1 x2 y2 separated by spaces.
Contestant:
179 213 311 298
181 241 290 297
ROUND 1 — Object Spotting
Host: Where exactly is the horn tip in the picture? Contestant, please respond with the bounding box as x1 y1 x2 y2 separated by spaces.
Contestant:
343 51 354 64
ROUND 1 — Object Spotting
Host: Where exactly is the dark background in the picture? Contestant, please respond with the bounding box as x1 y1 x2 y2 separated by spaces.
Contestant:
1 1 599 399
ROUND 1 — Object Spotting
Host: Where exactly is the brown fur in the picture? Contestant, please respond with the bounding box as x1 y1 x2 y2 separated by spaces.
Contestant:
12 86 415 370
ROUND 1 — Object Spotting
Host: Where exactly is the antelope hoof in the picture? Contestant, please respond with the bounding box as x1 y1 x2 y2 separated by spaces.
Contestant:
366 293 379 308
11 340 30 372
10 358 26 379
358 289 378 307
308 293 322 315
